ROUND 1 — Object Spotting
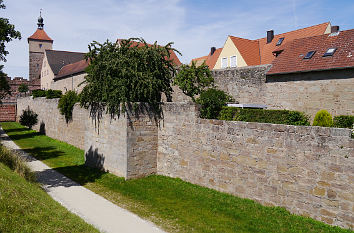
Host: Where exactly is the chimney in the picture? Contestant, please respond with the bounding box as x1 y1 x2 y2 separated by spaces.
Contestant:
331 26 339 33
267 30 274 43
210 47 216 56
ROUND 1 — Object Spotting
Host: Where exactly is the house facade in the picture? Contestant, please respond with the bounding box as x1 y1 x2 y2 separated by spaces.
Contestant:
41 50 85 90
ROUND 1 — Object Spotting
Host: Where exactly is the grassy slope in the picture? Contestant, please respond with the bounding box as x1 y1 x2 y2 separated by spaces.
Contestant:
0 162 98 233
1 122 351 233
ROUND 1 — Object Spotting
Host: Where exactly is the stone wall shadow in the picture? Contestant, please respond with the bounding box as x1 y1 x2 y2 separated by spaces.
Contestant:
85 146 105 171
39 121 46 135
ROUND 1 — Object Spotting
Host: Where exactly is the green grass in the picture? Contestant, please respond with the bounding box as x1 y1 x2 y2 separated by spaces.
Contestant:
0 161 98 233
1 122 352 233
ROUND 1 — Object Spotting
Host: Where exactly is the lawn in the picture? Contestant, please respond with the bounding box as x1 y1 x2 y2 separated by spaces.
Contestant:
1 121 351 233
0 149 98 232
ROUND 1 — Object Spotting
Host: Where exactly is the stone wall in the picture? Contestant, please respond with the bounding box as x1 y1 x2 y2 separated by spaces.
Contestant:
213 65 270 105
212 66 354 118
265 69 354 118
17 97 87 149
17 97 158 179
16 97 354 228
157 103 354 229
0 104 16 122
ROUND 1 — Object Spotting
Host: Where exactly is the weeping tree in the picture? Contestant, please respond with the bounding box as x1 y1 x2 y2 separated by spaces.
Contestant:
80 38 181 121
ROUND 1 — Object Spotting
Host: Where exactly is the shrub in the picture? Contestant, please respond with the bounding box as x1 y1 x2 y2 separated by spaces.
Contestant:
45 89 62 99
19 106 38 129
58 91 79 122
333 115 354 128
286 111 310 126
31 89 46 98
218 107 310 126
196 88 233 119
312 110 333 127
174 61 214 102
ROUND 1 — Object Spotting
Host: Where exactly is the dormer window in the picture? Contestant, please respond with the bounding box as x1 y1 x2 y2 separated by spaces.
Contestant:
304 51 316 59
276 37 284 46
323 48 337 57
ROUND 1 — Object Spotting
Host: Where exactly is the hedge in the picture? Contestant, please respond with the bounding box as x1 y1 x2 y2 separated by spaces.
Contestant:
218 107 310 126
31 89 62 99
333 115 354 129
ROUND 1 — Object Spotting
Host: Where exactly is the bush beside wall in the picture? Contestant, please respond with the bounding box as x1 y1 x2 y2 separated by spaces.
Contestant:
32 89 62 99
333 115 354 128
218 107 310 126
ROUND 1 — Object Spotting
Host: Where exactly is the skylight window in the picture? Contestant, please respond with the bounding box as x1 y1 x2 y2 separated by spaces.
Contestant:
323 48 337 57
303 51 316 59
276 37 284 46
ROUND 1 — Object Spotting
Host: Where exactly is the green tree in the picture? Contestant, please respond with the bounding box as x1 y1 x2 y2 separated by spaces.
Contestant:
0 65 10 103
0 0 21 62
174 61 214 102
18 83 28 96
80 38 180 121
0 0 21 103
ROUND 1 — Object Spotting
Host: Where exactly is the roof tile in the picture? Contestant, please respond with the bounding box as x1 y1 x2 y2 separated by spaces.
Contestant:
28 29 53 42
267 29 354 75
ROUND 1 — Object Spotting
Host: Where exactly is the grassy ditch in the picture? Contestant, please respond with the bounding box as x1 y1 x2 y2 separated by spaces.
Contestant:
0 145 98 233
1 121 351 233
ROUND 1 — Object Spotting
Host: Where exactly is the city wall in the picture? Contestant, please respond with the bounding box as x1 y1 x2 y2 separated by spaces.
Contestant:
16 98 353 228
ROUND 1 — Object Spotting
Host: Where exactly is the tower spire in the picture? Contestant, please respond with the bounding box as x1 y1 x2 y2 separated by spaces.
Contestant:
37 9 44 29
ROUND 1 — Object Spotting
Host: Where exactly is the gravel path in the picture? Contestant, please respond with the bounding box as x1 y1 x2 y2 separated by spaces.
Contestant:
0 127 165 233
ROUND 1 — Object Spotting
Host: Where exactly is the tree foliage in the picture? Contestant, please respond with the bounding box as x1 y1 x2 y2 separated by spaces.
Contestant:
0 65 10 103
18 83 28 93
174 61 214 102
196 88 233 119
80 38 180 121
58 90 79 123
0 0 21 62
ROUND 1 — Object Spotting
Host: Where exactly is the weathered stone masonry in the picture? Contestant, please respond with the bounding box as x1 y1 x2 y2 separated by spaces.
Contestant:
16 98 353 228
213 66 354 118
157 103 353 229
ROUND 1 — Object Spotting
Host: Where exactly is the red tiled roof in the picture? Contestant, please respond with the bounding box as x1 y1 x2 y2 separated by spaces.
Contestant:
55 59 89 80
229 36 260 66
190 48 222 69
205 48 222 69
258 22 330 65
267 29 354 75
28 29 53 42
116 39 182 66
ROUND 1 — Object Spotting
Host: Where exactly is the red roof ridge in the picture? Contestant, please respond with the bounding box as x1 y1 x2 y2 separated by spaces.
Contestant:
259 22 330 40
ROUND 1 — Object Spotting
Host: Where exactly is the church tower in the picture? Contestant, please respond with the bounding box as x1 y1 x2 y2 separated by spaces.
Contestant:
28 11 53 84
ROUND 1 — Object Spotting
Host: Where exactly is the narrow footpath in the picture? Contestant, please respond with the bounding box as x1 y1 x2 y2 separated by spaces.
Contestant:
0 127 165 233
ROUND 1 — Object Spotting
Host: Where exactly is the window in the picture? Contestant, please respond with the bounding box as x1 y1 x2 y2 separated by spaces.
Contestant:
39 44 42 48
323 48 337 57
276 37 284 46
303 51 316 59
230 56 237 67
221 57 228 68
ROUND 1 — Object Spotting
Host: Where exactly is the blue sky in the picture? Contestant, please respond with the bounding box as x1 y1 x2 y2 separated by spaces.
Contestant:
2 0 354 79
